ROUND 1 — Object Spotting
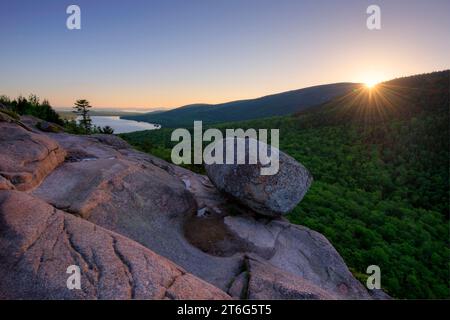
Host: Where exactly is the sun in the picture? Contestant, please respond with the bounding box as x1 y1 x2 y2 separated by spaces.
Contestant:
360 73 385 89
364 80 379 89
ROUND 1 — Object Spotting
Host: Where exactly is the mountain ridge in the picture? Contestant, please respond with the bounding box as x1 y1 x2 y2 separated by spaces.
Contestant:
122 82 361 127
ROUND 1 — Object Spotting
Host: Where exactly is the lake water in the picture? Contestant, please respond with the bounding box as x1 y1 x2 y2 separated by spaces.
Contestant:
87 116 159 134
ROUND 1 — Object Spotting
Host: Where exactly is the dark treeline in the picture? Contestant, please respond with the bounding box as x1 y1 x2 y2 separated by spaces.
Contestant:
0 94 63 125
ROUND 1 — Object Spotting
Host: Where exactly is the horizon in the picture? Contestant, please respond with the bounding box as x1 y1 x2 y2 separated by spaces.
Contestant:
52 70 445 111
1 0 450 109
54 79 366 111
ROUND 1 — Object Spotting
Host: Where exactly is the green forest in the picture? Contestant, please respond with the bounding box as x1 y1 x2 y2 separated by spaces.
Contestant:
121 71 450 299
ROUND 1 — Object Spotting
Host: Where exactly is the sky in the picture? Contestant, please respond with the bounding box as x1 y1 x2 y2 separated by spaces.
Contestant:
0 0 449 109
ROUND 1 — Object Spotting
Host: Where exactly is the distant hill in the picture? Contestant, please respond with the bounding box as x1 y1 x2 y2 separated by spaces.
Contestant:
121 82 360 127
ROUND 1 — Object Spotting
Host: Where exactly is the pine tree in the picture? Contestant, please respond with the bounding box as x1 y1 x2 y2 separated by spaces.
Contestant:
73 99 92 133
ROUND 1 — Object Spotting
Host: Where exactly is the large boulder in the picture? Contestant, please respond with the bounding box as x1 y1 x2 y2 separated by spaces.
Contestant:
0 122 66 190
205 137 312 217
0 190 230 300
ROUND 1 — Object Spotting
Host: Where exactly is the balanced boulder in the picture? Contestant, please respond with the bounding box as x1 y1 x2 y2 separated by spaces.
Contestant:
205 137 312 217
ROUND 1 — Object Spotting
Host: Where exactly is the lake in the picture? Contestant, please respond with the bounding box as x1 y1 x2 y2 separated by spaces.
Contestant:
87 116 159 134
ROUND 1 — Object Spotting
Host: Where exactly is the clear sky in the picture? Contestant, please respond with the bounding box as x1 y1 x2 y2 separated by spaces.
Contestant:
1 0 449 109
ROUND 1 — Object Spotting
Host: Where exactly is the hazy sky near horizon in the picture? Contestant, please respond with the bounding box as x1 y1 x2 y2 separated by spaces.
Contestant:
1 0 449 109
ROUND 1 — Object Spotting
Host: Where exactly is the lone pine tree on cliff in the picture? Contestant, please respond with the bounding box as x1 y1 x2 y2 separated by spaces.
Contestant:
73 99 92 133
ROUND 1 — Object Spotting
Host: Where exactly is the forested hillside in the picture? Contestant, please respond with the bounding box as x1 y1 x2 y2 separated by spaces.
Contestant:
120 71 450 298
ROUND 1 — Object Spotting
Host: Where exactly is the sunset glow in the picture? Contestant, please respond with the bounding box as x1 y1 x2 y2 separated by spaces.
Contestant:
364 80 379 89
